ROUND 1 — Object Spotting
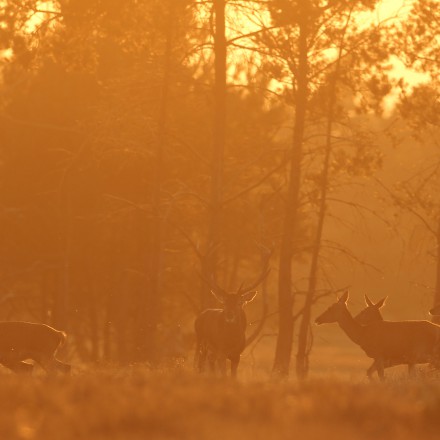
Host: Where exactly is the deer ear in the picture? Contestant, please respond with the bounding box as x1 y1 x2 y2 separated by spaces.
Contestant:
241 291 258 304
365 294 374 307
375 297 387 309
338 291 349 304
211 290 225 304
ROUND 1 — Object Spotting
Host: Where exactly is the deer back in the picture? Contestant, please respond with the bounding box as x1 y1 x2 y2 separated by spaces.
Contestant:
358 320 440 362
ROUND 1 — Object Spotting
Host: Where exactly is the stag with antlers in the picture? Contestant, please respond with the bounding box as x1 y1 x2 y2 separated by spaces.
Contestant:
194 267 269 378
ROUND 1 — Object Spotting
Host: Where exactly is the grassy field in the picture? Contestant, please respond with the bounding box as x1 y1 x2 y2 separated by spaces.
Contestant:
2 363 440 440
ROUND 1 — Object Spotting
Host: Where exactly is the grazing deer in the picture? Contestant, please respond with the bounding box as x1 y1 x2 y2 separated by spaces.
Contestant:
194 270 268 377
315 291 440 380
0 322 70 375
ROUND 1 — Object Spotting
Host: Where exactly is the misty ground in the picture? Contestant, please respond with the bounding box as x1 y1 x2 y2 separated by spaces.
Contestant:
3 356 440 440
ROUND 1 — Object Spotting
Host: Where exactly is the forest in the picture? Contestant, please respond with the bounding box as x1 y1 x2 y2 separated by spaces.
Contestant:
1 0 440 381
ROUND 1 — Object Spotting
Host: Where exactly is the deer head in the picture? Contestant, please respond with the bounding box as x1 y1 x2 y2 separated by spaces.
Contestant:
315 291 349 325
355 294 386 325
211 288 258 323
205 262 270 324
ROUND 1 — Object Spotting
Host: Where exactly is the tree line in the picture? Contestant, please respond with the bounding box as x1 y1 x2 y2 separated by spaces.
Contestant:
0 0 439 378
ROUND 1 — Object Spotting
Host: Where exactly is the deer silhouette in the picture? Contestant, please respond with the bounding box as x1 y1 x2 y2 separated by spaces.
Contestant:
316 291 440 380
195 289 257 377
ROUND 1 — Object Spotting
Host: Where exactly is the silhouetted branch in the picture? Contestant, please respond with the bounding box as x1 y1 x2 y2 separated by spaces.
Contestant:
375 178 437 237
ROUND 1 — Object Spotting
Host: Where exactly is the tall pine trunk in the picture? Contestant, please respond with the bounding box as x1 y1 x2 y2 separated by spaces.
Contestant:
272 16 308 377
139 2 174 361
201 0 226 308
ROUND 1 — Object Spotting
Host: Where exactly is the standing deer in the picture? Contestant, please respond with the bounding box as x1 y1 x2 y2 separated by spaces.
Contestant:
194 270 268 377
0 321 70 375
354 295 418 378
315 291 440 380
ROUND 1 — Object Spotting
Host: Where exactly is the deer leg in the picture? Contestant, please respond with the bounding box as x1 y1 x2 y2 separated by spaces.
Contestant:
366 361 377 380
196 344 206 373
230 356 240 378
37 356 70 375
14 361 34 375
54 358 71 374
376 359 385 381
218 356 227 377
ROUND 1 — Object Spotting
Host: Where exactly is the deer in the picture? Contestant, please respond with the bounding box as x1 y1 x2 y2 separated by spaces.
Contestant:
194 268 269 378
354 294 419 378
315 291 440 380
0 321 71 375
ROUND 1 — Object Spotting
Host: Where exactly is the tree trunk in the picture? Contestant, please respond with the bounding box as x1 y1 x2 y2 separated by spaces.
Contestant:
139 2 174 361
295 106 331 378
201 0 226 309
89 283 99 362
296 10 353 379
272 17 308 377
433 217 440 324
56 177 73 332
103 292 112 361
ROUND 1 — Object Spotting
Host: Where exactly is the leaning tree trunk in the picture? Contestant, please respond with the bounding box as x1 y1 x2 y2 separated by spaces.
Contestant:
295 8 353 380
201 0 227 309
295 82 334 379
272 17 308 378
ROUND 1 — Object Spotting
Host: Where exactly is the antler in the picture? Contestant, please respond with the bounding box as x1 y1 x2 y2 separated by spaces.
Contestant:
237 243 272 294
237 267 270 295
199 272 226 295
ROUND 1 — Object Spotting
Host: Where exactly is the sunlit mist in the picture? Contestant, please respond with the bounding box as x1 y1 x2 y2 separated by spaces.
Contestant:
1 0 440 439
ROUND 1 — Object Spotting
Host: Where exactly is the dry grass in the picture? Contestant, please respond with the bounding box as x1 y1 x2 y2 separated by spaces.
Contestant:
1 363 440 440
